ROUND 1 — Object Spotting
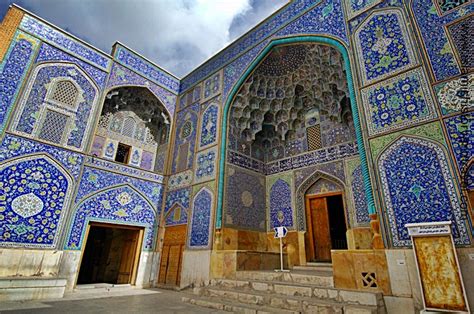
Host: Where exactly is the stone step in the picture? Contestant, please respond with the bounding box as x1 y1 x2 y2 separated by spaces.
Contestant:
198 286 383 312
0 277 67 302
210 278 383 307
236 270 334 287
182 295 299 314
293 262 333 272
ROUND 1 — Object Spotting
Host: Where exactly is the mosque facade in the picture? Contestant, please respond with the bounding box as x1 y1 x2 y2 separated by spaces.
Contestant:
0 0 472 310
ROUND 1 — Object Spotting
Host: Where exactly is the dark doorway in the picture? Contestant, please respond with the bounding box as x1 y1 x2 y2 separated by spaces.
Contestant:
77 224 143 285
305 193 347 262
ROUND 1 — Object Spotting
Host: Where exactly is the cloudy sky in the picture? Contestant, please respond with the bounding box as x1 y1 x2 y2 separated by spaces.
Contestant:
0 0 287 77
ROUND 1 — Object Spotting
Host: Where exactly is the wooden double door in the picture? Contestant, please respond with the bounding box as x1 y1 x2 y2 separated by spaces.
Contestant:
305 193 347 262
158 225 186 286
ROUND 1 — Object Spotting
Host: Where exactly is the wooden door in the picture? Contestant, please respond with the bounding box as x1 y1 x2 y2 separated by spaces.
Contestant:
117 230 139 284
158 225 186 286
310 197 332 262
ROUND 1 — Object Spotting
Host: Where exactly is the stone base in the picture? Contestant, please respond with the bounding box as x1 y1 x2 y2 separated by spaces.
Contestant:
346 228 372 250
331 249 391 295
0 277 66 301
210 250 288 279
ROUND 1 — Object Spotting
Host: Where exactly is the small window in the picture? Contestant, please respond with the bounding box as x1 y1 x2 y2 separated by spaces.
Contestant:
50 80 78 107
307 125 322 151
173 206 182 222
38 109 69 144
115 143 131 164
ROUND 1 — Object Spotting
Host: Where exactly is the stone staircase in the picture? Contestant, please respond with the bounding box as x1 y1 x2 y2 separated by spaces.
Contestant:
182 264 386 313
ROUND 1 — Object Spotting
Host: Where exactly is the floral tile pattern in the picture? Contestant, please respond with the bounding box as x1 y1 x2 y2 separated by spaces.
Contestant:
434 74 473 115
361 68 436 136
269 178 293 230
199 98 220 149
172 103 199 173
194 146 217 184
0 31 39 135
188 187 213 249
164 187 190 226
66 185 157 250
0 155 73 249
355 9 416 85
378 136 469 247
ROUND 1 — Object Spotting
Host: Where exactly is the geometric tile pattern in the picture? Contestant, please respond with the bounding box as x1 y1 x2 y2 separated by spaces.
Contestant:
355 10 416 85
225 165 266 231
269 178 293 230
66 185 157 250
447 15 474 70
0 155 73 249
0 31 39 135
19 15 111 70
434 73 473 115
444 113 474 187
361 68 436 136
199 99 220 149
378 136 470 247
351 165 370 225
194 146 217 184
188 187 213 249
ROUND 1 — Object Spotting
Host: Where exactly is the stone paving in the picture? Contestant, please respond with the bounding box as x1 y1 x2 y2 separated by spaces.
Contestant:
0 288 226 314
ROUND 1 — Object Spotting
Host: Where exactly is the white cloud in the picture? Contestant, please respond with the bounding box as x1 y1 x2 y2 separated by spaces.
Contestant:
11 0 285 76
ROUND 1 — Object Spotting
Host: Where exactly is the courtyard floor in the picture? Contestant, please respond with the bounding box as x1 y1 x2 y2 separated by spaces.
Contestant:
0 288 225 314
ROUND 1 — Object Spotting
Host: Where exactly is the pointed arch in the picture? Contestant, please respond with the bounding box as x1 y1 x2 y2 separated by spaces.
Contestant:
216 36 376 229
295 170 346 231
0 154 74 249
188 187 214 249
66 184 157 251
377 135 470 247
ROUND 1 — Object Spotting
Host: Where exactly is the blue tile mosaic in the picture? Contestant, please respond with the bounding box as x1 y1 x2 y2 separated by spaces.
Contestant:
434 73 473 115
180 0 320 92
194 146 217 184
410 1 473 81
378 136 469 246
171 103 199 173
225 165 266 231
269 179 293 229
0 134 83 180
444 113 474 187
107 63 177 116
20 15 111 71
36 43 107 88
75 166 163 209
361 68 436 136
437 0 470 14
188 187 213 249
114 44 180 93
13 63 98 150
344 0 382 19
350 165 370 224
66 185 157 250
354 9 416 85
165 187 191 226
0 31 39 135
0 155 73 249
199 99 219 149
203 72 220 99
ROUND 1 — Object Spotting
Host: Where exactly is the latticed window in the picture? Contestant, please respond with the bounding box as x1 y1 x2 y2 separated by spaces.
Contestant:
38 109 69 144
307 124 322 151
122 117 136 138
50 80 78 107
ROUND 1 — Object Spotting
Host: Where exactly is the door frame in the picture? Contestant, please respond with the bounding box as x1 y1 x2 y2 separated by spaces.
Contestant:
304 191 347 262
75 222 144 287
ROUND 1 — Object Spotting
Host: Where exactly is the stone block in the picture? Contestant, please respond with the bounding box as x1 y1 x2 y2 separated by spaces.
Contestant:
251 281 269 291
180 250 211 288
338 290 379 306
383 296 415 314
274 284 312 297
313 287 329 299
346 228 372 250
0 249 21 277
385 249 412 297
